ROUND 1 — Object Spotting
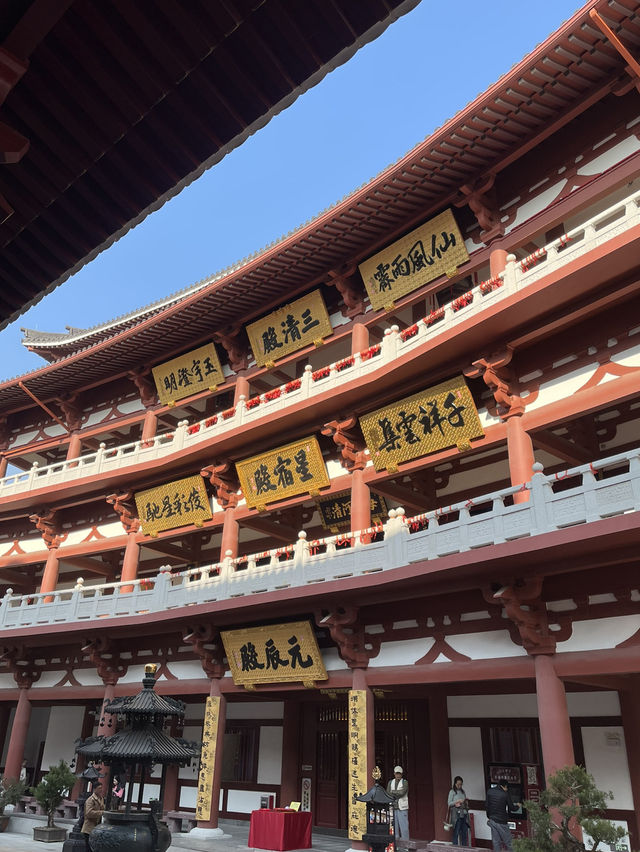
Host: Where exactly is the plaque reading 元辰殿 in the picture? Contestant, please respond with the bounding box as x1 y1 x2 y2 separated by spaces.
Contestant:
221 621 328 687
359 376 484 472
358 208 469 310
246 289 333 367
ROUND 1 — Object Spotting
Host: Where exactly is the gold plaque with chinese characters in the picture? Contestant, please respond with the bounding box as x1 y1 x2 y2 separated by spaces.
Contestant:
221 621 328 687
236 436 329 509
135 474 212 535
348 689 369 841
152 342 223 405
358 208 469 310
317 491 388 532
359 375 484 471
195 696 220 821
246 289 333 367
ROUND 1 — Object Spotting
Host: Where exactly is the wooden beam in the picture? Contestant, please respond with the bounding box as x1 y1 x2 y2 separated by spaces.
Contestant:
241 516 301 543
59 555 112 577
0 567 30 586
371 481 426 513
532 429 593 465
141 541 189 561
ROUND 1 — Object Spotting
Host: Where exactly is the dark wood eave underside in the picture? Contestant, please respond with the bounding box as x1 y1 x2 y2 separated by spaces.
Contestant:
0 0 421 332
2 0 640 413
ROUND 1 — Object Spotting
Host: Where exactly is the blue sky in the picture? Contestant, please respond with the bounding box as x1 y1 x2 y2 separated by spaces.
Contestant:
0 0 582 381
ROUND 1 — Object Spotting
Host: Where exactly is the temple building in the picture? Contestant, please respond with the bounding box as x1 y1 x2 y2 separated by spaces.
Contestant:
0 1 639 848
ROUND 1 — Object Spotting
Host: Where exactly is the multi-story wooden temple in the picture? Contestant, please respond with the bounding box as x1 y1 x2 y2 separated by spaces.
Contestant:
0 1 639 848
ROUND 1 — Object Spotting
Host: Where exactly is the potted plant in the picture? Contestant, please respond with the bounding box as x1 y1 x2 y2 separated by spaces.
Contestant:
514 765 630 852
0 777 27 831
31 760 77 842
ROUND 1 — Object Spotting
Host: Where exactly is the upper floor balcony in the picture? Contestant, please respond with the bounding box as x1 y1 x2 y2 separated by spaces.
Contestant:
0 446 637 634
1 186 639 507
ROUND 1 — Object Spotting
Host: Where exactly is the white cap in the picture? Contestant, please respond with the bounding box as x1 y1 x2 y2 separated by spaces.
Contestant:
394 766 403 774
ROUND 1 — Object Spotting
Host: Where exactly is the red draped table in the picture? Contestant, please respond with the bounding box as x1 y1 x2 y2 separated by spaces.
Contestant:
248 809 312 851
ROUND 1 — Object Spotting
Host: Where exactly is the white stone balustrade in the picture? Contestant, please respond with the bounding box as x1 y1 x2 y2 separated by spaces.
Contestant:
1 448 638 630
1 188 638 498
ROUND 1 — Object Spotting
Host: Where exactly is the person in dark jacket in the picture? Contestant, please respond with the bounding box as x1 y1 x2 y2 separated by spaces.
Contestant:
485 779 520 851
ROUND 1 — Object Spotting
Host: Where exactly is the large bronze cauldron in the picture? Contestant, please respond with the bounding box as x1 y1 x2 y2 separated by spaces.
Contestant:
89 811 171 852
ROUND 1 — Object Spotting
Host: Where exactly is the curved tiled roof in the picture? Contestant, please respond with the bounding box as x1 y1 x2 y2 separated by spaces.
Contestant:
3 0 639 413
0 0 420 332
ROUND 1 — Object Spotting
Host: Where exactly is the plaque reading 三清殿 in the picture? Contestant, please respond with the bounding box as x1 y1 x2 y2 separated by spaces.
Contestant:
221 621 328 687
236 436 329 509
359 376 484 472
358 208 469 310
246 289 333 367
195 696 220 821
135 474 212 535
348 689 369 841
317 491 388 532
152 342 223 404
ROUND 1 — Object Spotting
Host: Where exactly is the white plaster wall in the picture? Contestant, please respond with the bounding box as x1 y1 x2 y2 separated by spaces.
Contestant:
576 135 640 176
446 630 527 660
449 692 621 719
227 702 284 720
130 783 161 803
257 726 283 784
470 809 491 841
566 691 620 717
41 706 85 769
556 616 640 652
227 788 277 814
368 638 434 667
524 365 596 413
73 669 105 687
449 727 485 801
165 661 204 680
179 725 202 780
321 648 349 671
24 707 50 769
581 727 633 810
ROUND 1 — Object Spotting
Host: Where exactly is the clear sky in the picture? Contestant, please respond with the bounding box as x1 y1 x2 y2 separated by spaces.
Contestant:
0 0 583 382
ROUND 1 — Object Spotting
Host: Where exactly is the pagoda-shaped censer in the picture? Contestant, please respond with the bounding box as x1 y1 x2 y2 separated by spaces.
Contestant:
76 664 199 852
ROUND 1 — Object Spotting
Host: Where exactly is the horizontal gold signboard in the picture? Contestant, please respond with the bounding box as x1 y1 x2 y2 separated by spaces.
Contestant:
359 208 469 310
152 342 223 404
221 621 328 687
359 376 484 471
246 289 333 367
135 474 212 535
317 491 388 532
236 436 329 509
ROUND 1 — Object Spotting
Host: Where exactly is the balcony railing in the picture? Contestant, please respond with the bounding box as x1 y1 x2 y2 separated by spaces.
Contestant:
1 448 638 630
2 187 639 499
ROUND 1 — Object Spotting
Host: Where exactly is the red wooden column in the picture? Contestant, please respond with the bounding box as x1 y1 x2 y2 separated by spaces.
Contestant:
619 681 640 845
30 509 62 596
0 453 7 478
5 686 32 779
200 462 240 563
535 655 575 775
66 431 82 462
465 353 534 504
429 691 451 843
128 369 159 447
141 409 158 446
106 492 140 591
351 322 369 356
183 626 230 839
321 418 370 536
489 247 508 278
